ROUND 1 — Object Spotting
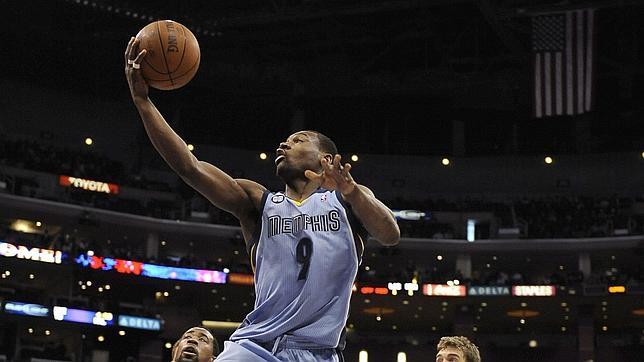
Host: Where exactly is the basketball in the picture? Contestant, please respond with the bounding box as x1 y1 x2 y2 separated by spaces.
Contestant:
135 20 200 90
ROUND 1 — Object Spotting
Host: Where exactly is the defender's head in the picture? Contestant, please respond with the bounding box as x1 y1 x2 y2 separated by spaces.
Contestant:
172 327 218 362
436 336 481 362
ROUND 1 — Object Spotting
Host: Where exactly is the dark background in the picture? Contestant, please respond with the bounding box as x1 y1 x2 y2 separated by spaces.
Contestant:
4 0 643 157
1 1 644 361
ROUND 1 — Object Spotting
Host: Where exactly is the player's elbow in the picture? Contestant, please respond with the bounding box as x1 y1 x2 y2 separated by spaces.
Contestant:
377 224 400 246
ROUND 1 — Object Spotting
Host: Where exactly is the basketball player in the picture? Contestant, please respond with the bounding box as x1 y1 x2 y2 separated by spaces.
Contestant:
172 327 219 362
436 336 481 362
125 38 400 362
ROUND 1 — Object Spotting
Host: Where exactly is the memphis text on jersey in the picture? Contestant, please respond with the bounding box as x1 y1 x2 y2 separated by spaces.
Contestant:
268 210 341 237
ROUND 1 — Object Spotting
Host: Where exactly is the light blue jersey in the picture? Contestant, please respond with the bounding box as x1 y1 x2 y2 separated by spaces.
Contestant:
229 189 364 351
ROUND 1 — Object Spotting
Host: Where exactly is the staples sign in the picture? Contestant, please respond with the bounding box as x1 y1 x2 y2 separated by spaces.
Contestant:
512 285 556 297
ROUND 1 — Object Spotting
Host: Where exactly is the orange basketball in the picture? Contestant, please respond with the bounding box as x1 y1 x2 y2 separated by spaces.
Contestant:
135 20 200 90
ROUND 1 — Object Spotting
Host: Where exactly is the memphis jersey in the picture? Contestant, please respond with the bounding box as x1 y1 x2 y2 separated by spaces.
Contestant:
230 189 364 349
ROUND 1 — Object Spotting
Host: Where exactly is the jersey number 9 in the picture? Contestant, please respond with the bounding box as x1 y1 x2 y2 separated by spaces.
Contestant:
296 238 313 280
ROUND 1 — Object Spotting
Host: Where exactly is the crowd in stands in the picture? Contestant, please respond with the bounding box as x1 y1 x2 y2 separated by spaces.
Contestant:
0 135 172 191
513 195 637 238
2 134 643 240
387 195 643 239
1 136 127 183
3 221 644 293
358 256 644 288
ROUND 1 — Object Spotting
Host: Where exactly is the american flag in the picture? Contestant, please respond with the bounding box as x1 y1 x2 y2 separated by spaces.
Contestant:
532 9 595 118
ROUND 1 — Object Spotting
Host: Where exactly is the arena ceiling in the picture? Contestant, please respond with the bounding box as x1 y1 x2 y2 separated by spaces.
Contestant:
4 0 643 155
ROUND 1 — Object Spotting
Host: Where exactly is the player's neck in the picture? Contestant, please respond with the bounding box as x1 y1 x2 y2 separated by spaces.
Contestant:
284 179 319 201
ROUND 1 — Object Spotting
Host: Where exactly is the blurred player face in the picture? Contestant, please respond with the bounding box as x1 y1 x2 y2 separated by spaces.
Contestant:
172 327 215 362
275 131 327 181
436 346 465 362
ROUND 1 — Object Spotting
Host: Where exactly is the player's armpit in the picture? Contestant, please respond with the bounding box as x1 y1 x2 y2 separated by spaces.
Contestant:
179 161 259 219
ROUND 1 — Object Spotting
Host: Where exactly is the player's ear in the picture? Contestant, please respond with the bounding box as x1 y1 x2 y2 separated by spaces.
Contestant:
322 153 333 163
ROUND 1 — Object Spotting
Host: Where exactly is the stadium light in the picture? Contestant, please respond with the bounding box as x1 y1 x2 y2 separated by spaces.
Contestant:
608 285 626 293
359 350 368 362
467 219 476 242
397 352 407 362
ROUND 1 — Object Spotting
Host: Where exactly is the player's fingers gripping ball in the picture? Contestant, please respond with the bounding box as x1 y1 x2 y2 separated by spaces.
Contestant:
135 20 200 90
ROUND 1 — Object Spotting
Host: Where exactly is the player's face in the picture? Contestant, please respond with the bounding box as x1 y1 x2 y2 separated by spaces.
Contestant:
172 327 214 362
275 131 325 179
436 346 465 362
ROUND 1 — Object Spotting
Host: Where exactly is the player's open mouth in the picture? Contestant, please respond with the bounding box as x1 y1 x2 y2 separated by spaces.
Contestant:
275 155 285 164
180 346 198 360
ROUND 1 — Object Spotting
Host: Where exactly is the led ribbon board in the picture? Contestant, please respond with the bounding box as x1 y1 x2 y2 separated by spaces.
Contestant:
4 301 49 317
512 285 556 297
227 273 254 286
53 306 114 326
391 210 431 221
118 315 162 331
422 284 467 297
467 286 511 296
75 254 227 284
59 175 119 194
0 241 64 264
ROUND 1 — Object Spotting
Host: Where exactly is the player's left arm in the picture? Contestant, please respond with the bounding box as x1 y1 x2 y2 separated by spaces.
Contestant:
343 184 400 246
305 154 400 246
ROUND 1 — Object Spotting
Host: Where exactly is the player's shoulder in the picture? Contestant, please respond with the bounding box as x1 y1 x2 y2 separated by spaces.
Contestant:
235 179 268 209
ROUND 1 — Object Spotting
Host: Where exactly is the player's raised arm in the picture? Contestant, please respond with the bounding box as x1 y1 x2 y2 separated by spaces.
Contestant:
305 154 400 246
124 37 260 218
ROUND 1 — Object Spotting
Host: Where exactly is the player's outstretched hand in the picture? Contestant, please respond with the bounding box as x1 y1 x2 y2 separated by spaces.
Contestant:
124 37 149 101
305 154 357 197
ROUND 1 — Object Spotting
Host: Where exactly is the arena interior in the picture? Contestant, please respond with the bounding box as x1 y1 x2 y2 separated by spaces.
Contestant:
1 0 643 361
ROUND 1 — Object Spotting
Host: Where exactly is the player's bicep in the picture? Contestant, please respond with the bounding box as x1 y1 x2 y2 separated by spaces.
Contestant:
181 161 257 217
